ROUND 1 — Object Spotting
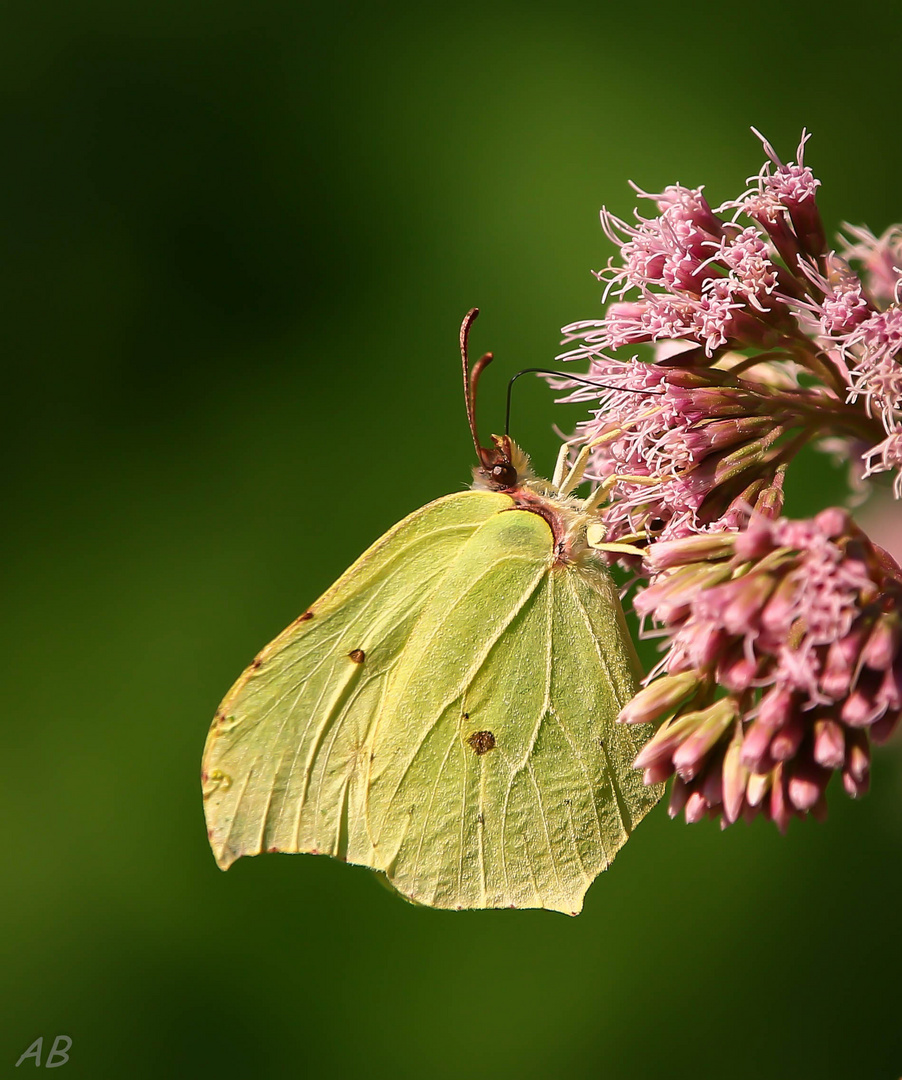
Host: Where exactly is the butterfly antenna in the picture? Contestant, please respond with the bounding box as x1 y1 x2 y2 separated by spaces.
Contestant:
460 308 497 467
504 368 665 436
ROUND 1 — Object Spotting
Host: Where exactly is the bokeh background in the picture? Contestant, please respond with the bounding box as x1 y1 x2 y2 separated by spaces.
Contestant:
4 2 902 1077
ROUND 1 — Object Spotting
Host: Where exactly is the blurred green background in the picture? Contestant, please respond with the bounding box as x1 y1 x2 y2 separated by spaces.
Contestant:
4 1 902 1077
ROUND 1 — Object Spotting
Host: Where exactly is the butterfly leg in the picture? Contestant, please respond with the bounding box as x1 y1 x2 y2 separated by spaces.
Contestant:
557 421 659 501
581 472 661 516
551 439 577 490
556 443 596 497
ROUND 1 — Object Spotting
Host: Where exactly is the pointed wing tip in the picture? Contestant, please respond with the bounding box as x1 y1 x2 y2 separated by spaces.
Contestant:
210 843 240 871
207 833 269 871
551 893 586 917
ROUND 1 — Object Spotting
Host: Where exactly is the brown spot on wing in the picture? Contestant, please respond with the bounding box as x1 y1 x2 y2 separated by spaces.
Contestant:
467 730 496 755
298 610 315 623
348 649 365 663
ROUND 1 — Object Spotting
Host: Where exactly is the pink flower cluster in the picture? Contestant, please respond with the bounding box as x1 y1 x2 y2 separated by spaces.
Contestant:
555 130 900 540
550 360 809 544
554 130 902 829
622 510 902 829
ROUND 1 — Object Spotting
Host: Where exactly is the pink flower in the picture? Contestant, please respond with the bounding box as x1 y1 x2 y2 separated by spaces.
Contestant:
597 184 723 299
722 128 825 263
843 306 902 427
707 226 780 312
791 253 873 337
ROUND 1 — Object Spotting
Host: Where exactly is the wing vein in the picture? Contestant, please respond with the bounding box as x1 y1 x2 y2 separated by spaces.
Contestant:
566 577 632 836
372 557 546 831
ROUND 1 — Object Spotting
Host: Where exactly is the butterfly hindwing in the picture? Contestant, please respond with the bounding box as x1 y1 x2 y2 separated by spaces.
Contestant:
365 509 659 914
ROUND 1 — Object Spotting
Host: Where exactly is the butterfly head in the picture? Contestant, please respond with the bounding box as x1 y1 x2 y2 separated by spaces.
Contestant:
471 433 533 492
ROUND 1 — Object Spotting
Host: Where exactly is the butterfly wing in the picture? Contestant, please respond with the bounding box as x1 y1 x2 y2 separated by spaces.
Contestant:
364 508 661 915
202 490 513 871
203 494 661 915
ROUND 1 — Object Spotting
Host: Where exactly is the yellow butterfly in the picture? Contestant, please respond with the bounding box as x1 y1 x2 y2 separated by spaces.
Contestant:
202 310 661 915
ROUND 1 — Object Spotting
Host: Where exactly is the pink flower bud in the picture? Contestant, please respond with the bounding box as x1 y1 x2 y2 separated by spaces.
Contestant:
860 615 900 671
701 765 724 807
842 769 870 798
633 710 708 771
746 771 771 807
693 626 730 668
632 737 676 773
844 731 870 782
684 791 709 824
670 701 738 781
668 777 689 818
760 573 800 636
741 719 775 771
787 759 829 811
770 713 806 761
619 671 701 725
643 763 674 786
876 663 902 712
769 766 792 833
734 523 777 561
752 479 786 522
645 534 735 571
687 416 774 455
813 718 845 769
757 686 794 728
788 199 826 261
635 564 729 623
722 728 748 824
718 652 758 692
841 688 880 728
719 573 776 635
746 203 801 268
820 628 866 698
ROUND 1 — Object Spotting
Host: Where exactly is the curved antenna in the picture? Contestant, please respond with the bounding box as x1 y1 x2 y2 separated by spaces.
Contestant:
504 368 665 436
460 308 496 465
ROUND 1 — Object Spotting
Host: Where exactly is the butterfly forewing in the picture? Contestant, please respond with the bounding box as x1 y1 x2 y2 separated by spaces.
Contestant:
202 491 512 870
